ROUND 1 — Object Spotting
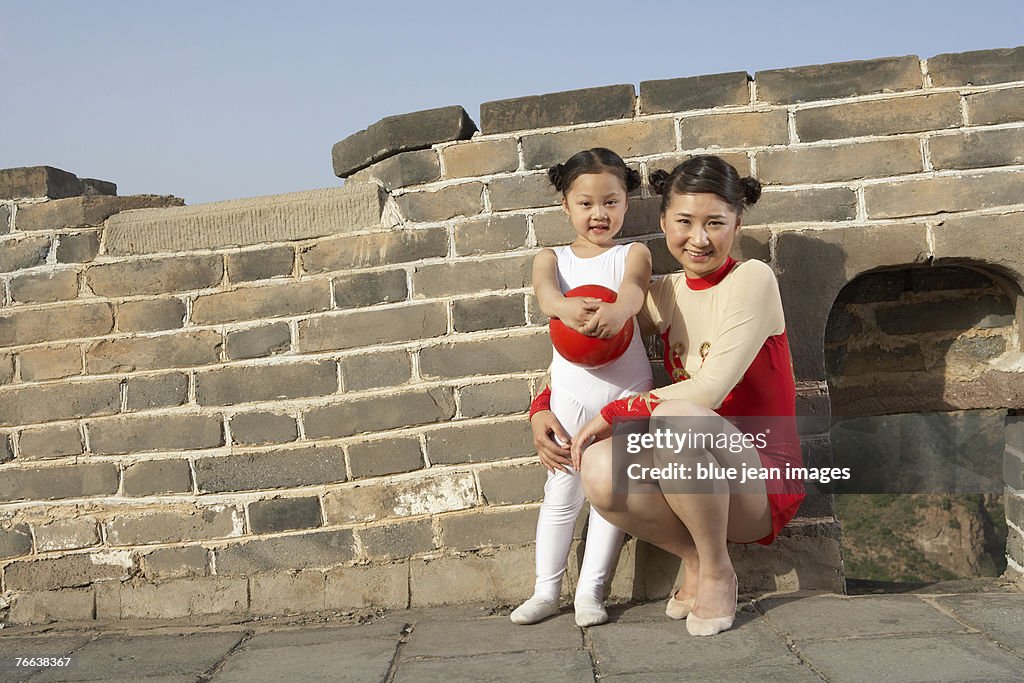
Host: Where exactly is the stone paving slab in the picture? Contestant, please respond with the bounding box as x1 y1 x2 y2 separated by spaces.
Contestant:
393 649 594 683
601 663 823 682
932 593 1024 653
401 612 582 657
0 636 92 683
797 633 1024 682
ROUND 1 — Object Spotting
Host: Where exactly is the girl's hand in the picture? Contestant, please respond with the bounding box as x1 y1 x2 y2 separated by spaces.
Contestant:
531 411 573 473
571 413 613 470
554 296 602 334
582 302 632 340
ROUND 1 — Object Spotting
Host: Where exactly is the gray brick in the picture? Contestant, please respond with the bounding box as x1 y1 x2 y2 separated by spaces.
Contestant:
225 246 295 283
55 231 101 263
86 330 222 373
876 295 1014 334
452 295 526 333
323 472 477 524
229 411 298 445
332 269 408 308
104 505 242 545
0 523 33 560
215 529 356 573
195 360 337 406
1006 412 1024 452
303 387 456 439
756 56 922 104
0 204 8 234
426 420 534 465
359 519 435 560
142 546 210 579
458 378 532 419
640 71 750 114
87 413 225 455
3 554 130 591
341 349 413 392
250 571 326 615
864 170 1024 219
756 138 923 184
744 187 857 225
396 182 484 222
300 228 448 272
0 379 120 427
928 46 1024 87
195 445 347 493
0 166 83 200
18 345 82 381
0 434 12 463
419 332 551 379
522 119 675 170
86 255 224 297
34 517 100 552
0 235 50 273
454 214 529 256
249 496 322 533
18 424 83 459
325 561 409 610
125 372 190 411
332 105 476 177
1004 446 1024 491
478 463 548 505
348 437 423 478
532 210 574 247
16 194 182 231
1008 523 1023 568
412 254 532 298
443 138 519 178
296 302 446 353
191 279 331 325
967 87 1024 126
795 93 961 142
929 128 1024 170
359 149 441 189
116 298 186 333
646 152 752 178
481 84 635 134
680 110 789 149
9 269 78 304
225 322 291 360
0 301 113 347
488 173 559 212
123 459 194 496
0 353 12 385
438 507 539 551
0 463 118 502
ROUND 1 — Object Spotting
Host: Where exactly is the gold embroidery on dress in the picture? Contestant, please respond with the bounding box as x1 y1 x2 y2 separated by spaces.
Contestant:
699 342 711 359
668 341 689 381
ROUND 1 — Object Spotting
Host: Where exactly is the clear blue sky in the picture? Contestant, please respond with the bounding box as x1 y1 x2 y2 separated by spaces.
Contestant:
2 1 1022 204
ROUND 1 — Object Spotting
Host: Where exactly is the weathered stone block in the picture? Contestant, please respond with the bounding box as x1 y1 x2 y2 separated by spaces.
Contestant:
488 173 559 211
359 519 435 560
646 152 752 179
876 295 1014 334
191 279 331 324
141 546 210 579
443 138 519 178
300 227 448 272
0 204 9 234
0 301 112 347
332 269 408 308
0 433 11 463
1006 412 1024 452
0 234 50 272
19 344 82 381
932 212 1024 276
225 322 292 360
340 349 412 392
640 71 750 114
532 210 574 247
359 149 441 189
86 255 223 297
744 187 857 225
438 507 539 550
478 464 548 505
87 330 222 373
418 332 551 379
928 46 1024 86
16 194 182 231
117 576 247 619
426 420 534 465
79 178 116 195
458 378 532 419
332 105 477 177
1004 446 1024 491
0 463 118 502
125 372 189 411
4 552 131 590
864 170 1024 219
323 472 477 524
412 254 532 298
756 56 922 103
396 182 484 222
0 523 32 559
106 185 385 255
0 166 83 200
55 231 101 263
522 119 675 169
325 561 408 609
296 302 446 353
452 294 526 333
225 246 295 283
229 411 298 445
0 379 120 427
303 387 456 439
195 360 337 406
9 588 95 624
795 93 961 142
249 496 322 533
0 353 12 385
195 445 347 493
18 423 83 459
756 138 923 184
34 517 100 552
410 545 534 606
87 413 225 455
680 110 789 150
967 87 1024 125
481 84 635 134
9 269 79 304
348 437 423 479
115 298 186 333
249 571 326 615
104 505 243 545
215 529 356 573
123 459 193 496
454 214 529 256
929 128 1024 170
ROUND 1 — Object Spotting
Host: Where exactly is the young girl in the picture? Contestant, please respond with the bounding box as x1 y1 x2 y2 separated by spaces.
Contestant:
513 148 654 627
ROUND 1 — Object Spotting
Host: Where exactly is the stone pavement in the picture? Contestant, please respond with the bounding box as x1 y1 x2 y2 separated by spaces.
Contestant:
1 581 1022 682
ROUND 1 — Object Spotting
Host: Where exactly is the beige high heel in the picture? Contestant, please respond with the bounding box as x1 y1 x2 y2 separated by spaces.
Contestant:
685 577 738 636
665 590 695 620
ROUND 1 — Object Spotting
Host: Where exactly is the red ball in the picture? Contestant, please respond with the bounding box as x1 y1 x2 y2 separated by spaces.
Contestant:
550 284 634 367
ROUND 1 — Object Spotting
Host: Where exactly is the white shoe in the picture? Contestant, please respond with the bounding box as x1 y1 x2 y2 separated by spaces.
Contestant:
574 597 608 627
666 590 695 620
510 597 559 625
685 578 737 636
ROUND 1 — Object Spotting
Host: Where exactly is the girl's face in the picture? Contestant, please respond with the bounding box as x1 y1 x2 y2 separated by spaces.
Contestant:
660 192 741 278
562 172 629 249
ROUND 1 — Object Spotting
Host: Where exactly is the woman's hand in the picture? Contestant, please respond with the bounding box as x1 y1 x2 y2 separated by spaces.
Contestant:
571 413 613 470
554 296 602 334
531 410 573 473
582 301 632 340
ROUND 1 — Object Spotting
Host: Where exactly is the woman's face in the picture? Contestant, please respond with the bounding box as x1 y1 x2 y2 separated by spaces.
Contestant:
660 192 741 278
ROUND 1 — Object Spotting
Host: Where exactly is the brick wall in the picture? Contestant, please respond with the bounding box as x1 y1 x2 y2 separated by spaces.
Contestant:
2 46 1023 623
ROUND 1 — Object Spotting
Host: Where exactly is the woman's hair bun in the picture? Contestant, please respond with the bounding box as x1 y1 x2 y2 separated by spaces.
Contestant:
624 168 642 193
649 169 671 195
740 177 762 205
547 164 565 192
